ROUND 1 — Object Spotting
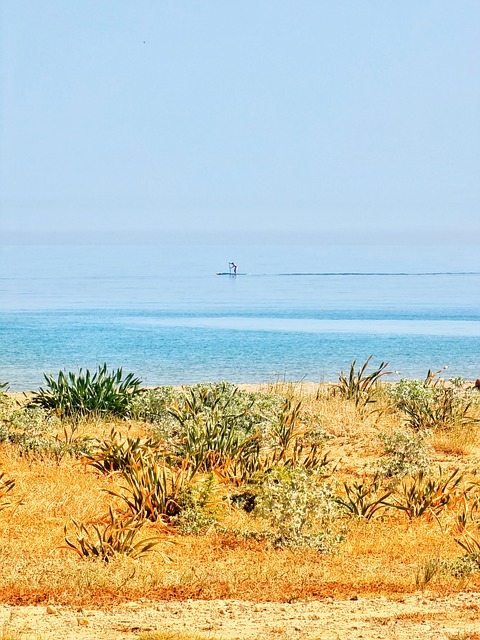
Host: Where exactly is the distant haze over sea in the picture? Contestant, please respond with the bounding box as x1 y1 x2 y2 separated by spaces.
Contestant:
1 243 479 390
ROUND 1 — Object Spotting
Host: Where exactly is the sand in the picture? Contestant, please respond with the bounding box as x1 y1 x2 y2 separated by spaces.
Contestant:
1 593 480 639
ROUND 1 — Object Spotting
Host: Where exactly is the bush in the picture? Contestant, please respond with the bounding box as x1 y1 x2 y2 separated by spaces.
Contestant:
173 473 218 534
29 364 142 420
388 375 478 431
162 382 284 478
254 466 341 551
130 386 178 427
3 405 92 460
7 406 60 437
376 429 431 478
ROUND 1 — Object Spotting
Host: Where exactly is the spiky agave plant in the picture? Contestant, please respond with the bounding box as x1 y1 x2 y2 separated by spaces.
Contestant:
389 467 463 520
29 364 142 420
64 507 160 561
335 472 392 520
105 454 195 522
83 429 164 475
167 383 260 474
336 356 391 411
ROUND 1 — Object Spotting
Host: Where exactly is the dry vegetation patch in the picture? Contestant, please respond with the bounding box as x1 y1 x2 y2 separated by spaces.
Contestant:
1 365 480 616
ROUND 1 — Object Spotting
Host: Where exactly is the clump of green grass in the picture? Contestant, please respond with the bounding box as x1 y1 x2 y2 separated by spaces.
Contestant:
29 364 142 420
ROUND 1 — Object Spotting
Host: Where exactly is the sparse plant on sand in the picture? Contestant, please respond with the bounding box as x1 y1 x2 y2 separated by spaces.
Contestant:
335 472 392 520
0 471 16 513
414 556 442 591
389 467 463 520
335 356 391 411
64 506 161 561
451 497 480 572
106 454 195 522
83 429 164 475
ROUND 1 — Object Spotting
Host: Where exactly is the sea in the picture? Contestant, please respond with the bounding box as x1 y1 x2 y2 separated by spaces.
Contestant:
1 242 480 391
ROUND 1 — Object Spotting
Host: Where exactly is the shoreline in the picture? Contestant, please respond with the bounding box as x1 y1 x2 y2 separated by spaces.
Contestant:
6 376 479 398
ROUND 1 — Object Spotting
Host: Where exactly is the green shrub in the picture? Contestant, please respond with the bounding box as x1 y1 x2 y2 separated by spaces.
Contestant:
2 406 91 460
158 383 330 481
376 429 431 478
7 406 60 437
388 375 478 431
164 382 283 477
254 466 341 551
29 364 142 420
172 473 218 534
444 554 480 577
130 386 178 426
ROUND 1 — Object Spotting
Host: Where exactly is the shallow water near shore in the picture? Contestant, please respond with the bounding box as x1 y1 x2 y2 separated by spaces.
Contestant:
1 243 480 390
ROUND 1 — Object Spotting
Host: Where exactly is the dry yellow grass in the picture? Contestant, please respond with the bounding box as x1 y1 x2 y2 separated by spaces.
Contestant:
1 382 480 607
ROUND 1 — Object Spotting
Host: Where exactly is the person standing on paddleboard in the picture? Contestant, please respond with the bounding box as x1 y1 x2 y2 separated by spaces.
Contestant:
229 261 238 275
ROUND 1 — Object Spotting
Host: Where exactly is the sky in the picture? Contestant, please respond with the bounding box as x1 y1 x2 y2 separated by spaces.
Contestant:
1 1 479 246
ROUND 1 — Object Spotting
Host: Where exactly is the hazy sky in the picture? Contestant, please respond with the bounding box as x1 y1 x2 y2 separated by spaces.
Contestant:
1 1 479 245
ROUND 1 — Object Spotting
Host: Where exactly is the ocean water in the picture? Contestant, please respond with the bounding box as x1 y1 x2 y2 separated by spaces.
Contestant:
1 243 480 390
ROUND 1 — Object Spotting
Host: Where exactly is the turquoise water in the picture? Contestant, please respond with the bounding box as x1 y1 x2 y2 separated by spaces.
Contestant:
1 244 480 390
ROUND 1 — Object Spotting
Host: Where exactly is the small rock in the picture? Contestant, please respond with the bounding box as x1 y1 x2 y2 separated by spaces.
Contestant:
46 606 58 615
77 618 89 626
350 595 359 601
